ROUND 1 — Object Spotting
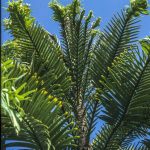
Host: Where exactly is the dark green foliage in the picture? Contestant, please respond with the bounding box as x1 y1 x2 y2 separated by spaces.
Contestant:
1 0 150 149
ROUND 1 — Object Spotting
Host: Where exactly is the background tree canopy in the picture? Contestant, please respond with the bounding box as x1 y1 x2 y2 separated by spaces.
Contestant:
1 0 150 149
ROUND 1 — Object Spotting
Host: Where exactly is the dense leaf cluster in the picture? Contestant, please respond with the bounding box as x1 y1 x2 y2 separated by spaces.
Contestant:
1 0 150 149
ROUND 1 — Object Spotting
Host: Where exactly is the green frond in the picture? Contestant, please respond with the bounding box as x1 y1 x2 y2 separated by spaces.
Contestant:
140 35 150 56
92 124 129 149
91 3 146 88
94 47 150 149
1 58 78 149
92 125 148 150
120 143 148 150
50 2 101 146
2 114 77 149
2 86 78 150
92 125 115 150
90 3 149 147
4 0 71 98
86 97 101 144
120 127 149 149
1 59 36 134
50 0 100 100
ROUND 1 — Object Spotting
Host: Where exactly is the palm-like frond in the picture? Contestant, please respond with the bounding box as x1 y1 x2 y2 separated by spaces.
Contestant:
100 48 150 123
92 46 150 149
4 0 71 98
91 0 149 88
1 61 78 149
86 95 101 143
89 2 149 145
50 0 100 105
89 2 149 146
2 94 78 149
119 144 148 150
92 8 141 88
50 0 101 147
92 124 148 150
92 125 115 150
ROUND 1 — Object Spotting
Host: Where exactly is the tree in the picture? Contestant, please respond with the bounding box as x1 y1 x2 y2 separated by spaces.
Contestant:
1 0 150 149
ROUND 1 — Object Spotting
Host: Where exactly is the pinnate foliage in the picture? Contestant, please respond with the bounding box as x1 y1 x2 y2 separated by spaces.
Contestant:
1 0 150 149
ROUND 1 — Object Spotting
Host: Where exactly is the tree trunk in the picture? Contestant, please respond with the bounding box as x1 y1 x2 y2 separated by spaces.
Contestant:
77 105 92 150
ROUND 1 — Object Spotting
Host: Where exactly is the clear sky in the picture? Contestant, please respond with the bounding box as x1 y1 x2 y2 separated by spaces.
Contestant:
1 0 150 147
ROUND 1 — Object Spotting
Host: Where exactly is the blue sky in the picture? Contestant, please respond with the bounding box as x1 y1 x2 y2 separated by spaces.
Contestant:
1 0 150 148
1 0 150 43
